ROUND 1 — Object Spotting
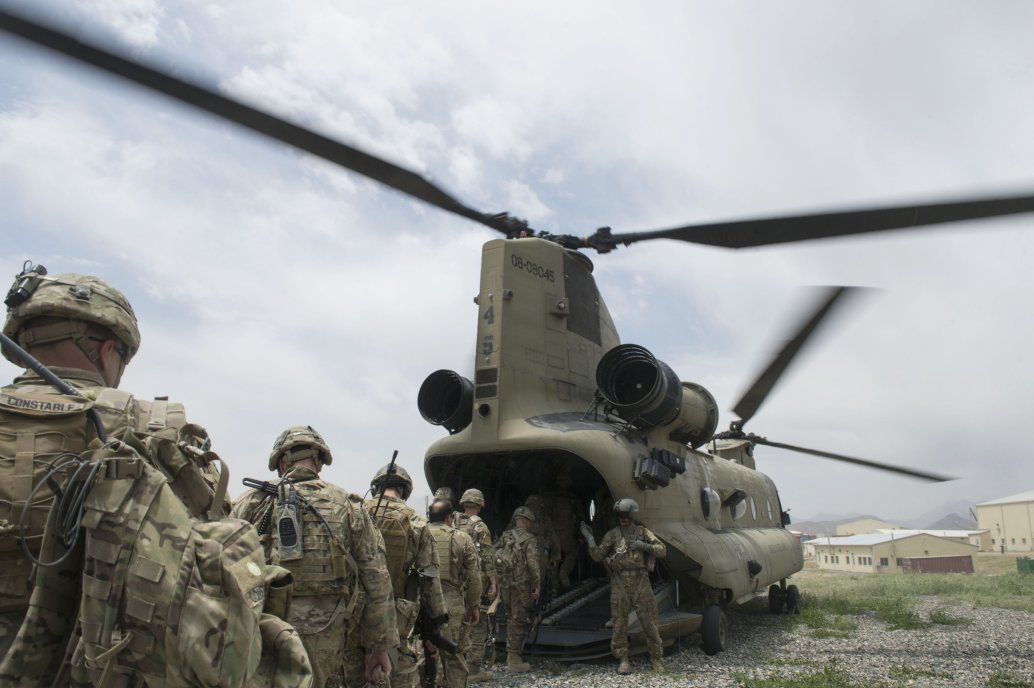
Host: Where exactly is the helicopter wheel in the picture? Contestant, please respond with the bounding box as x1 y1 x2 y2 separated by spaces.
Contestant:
767 584 784 614
701 604 727 655
785 584 801 614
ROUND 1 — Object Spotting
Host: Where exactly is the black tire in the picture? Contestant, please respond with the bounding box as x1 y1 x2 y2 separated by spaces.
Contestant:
785 584 800 614
767 584 784 614
701 604 727 655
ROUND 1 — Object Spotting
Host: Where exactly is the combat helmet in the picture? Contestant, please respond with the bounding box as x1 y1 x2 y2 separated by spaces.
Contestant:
3 264 141 366
371 464 414 500
268 425 333 473
512 505 536 522
459 488 485 508
613 498 640 524
434 486 455 502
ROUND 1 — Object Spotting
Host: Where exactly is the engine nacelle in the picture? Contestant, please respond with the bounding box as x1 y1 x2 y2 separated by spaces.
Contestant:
418 370 474 434
595 344 719 448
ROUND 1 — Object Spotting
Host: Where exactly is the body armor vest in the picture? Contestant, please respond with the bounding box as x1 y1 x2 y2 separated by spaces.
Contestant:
365 497 414 596
430 523 458 587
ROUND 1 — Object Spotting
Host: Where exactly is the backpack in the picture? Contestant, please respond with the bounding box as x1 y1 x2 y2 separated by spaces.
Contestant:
0 421 312 687
366 497 414 595
494 529 521 579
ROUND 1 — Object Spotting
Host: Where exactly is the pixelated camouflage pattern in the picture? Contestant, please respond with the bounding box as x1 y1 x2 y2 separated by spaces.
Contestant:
2 272 141 364
589 524 666 661
453 512 495 672
524 495 562 595
427 522 481 688
0 367 221 669
495 526 540 658
539 487 582 587
232 466 398 688
341 495 445 688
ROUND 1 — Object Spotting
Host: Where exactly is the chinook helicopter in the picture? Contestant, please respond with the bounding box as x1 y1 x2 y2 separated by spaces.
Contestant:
2 7 1033 660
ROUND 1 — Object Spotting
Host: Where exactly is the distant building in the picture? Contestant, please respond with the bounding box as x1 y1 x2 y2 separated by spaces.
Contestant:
810 531 978 573
976 489 1034 553
835 518 903 536
875 528 990 551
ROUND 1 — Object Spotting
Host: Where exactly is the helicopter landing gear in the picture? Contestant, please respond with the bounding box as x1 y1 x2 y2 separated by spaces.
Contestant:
701 604 727 655
767 584 783 614
785 584 801 614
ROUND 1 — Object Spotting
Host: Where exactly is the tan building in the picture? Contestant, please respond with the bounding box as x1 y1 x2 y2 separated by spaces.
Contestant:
876 528 990 551
810 532 978 573
835 518 903 536
976 489 1034 553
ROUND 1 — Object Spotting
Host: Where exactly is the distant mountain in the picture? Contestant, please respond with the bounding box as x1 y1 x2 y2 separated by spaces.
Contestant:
926 512 978 530
791 514 883 537
896 500 978 529
792 500 980 537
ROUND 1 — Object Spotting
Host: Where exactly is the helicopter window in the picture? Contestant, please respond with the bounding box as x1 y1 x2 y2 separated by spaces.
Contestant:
700 488 719 520
767 499 773 522
730 499 747 521
749 496 757 521
588 499 596 521
563 253 601 344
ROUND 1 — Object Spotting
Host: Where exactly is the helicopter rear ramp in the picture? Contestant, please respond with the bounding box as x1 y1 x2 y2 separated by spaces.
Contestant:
495 580 701 661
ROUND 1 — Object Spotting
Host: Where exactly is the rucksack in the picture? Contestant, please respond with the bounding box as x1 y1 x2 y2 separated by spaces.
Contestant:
0 420 312 687
494 529 521 579
366 497 414 595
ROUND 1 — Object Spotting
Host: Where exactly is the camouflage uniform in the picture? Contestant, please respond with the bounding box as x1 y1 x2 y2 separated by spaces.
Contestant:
525 495 562 598
427 520 481 688
542 479 582 588
343 488 446 688
495 508 540 671
588 523 666 664
0 268 305 687
233 464 398 688
454 490 497 676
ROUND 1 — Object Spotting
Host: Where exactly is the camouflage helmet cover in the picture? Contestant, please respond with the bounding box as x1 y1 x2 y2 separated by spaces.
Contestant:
433 486 455 502
613 497 641 524
3 270 141 366
459 488 485 507
371 464 414 500
268 425 333 472
512 505 536 522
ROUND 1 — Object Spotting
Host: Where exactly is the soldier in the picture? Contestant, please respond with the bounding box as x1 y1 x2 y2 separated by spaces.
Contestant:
345 463 448 688
426 499 482 688
232 426 399 687
543 473 583 589
524 494 562 599
580 498 666 674
0 268 147 660
455 488 498 683
0 265 310 686
494 506 540 673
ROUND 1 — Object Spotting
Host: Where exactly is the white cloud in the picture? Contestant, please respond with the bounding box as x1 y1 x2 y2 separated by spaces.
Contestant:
2 0 1033 525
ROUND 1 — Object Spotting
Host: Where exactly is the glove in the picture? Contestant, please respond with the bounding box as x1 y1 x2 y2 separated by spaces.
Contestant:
579 521 595 547
629 539 652 552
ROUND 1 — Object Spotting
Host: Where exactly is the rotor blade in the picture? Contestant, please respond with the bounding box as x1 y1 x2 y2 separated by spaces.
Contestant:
732 286 854 426
752 437 953 482
0 8 524 237
601 193 1034 249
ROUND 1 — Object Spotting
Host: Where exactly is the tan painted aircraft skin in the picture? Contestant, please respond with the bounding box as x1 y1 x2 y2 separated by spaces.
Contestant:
422 237 804 656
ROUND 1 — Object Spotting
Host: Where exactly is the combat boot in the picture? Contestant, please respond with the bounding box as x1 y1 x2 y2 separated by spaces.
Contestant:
468 669 493 683
651 658 665 672
505 652 530 673
616 657 632 674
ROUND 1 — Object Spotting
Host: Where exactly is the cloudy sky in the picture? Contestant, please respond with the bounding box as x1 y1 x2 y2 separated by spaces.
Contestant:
1 1 1032 524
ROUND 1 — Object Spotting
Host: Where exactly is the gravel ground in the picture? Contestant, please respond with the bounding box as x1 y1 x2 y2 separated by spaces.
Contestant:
480 596 1034 688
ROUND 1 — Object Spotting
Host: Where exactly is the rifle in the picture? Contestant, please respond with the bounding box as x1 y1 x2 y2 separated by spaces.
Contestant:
484 595 500 667
521 567 549 655
415 604 456 688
